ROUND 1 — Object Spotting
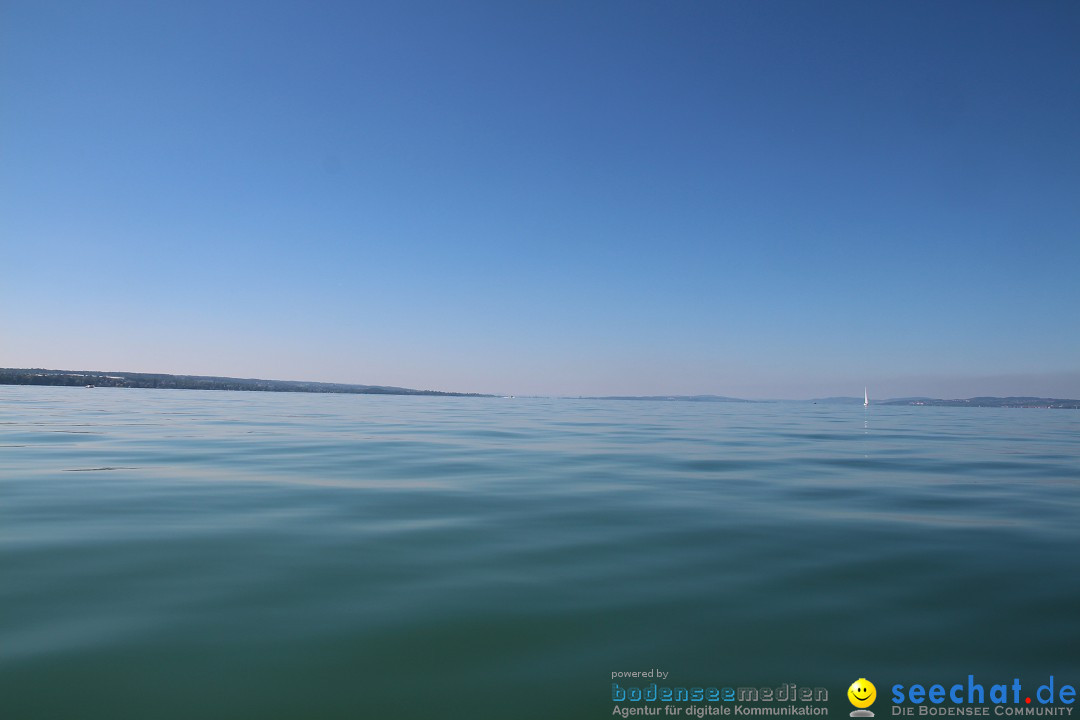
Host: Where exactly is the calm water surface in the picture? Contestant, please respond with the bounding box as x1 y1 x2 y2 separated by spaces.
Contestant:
2 386 1079 719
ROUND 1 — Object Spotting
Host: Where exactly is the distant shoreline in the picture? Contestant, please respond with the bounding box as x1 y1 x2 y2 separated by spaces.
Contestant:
3 369 1078 407
0 368 489 398
573 395 1080 409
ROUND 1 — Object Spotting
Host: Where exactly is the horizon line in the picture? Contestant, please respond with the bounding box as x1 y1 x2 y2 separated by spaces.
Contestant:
2 367 1079 405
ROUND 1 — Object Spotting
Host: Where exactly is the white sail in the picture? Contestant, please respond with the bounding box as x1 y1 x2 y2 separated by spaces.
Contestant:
864 388 869 407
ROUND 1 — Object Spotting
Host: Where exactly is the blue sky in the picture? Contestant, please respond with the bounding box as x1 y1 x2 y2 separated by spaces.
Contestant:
2 1 1078 398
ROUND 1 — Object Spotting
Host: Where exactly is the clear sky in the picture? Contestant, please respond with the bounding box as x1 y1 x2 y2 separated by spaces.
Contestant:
2 1 1078 399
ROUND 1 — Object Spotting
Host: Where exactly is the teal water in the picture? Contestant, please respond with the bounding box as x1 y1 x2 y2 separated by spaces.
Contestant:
2 386 1079 719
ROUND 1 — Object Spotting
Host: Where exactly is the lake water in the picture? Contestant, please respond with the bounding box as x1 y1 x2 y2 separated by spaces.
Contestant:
2 386 1079 719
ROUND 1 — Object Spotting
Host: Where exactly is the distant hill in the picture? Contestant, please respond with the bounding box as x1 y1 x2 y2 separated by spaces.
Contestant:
881 397 936 404
806 396 935 405
582 394 1078 408
807 395 1077 408
6 371 1077 407
881 396 1080 409
0 368 487 397
580 395 754 403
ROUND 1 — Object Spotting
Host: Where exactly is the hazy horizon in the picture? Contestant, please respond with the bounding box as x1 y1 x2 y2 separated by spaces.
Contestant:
5 365 1080 402
3 2 1078 399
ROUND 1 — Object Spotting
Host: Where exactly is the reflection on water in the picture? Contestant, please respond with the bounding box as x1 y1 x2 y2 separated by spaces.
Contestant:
2 386 1079 720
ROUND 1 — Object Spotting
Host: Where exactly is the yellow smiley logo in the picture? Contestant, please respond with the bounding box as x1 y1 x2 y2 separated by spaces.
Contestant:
848 678 877 709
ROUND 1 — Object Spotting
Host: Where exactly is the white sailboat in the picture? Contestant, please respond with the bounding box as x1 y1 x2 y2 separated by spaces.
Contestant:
864 388 869 407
